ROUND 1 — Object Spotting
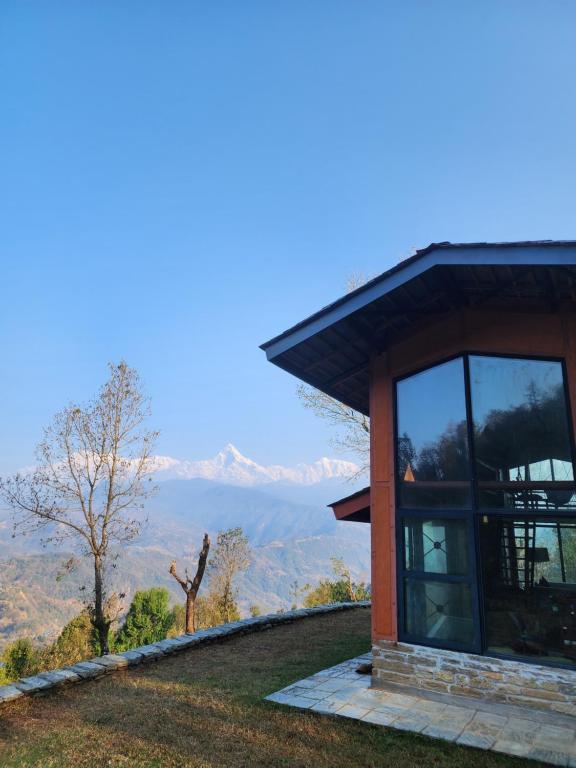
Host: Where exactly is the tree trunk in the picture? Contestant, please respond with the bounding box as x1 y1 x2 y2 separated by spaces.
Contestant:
169 534 210 635
185 592 195 633
93 555 109 655
346 573 356 602
222 581 232 624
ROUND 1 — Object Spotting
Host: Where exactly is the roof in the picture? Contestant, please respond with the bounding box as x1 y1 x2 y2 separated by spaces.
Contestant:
261 240 576 414
328 486 370 523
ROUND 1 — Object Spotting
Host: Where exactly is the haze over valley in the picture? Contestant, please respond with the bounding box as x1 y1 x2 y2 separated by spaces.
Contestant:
0 444 369 649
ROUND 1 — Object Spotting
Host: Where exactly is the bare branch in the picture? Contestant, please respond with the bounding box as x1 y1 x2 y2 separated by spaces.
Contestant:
296 385 369 479
0 360 158 654
169 534 211 632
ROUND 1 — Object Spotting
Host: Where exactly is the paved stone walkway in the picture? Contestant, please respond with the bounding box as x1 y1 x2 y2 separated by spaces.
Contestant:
265 655 576 766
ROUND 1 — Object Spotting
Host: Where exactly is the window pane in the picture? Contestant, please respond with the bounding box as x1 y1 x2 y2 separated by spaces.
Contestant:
478 487 576 512
404 518 469 575
470 357 574 489
480 516 576 667
404 579 474 645
396 358 471 508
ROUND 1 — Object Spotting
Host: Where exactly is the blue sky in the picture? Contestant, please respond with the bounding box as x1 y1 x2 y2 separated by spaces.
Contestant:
1 1 576 474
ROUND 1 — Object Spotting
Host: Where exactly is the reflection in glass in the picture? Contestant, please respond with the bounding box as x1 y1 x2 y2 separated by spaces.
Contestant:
404 518 468 575
478 487 576 512
404 579 474 645
480 516 576 666
470 357 575 499
396 358 471 508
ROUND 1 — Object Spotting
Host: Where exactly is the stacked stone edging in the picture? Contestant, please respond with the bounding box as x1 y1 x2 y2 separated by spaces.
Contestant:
372 639 576 716
0 601 371 706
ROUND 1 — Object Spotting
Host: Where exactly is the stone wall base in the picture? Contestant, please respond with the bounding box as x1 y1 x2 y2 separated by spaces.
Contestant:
0 602 371 707
372 640 576 716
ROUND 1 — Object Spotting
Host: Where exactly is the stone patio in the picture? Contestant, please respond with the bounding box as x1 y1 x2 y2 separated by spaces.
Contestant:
265 655 576 766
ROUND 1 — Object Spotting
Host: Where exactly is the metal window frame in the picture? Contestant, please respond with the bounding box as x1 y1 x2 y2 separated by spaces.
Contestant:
396 510 482 653
393 351 576 662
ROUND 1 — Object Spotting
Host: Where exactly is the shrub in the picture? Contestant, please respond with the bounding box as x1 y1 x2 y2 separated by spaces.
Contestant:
48 610 98 667
114 588 174 651
3 638 42 681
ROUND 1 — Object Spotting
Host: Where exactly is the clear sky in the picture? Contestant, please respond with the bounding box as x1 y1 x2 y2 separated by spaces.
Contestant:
1 1 576 474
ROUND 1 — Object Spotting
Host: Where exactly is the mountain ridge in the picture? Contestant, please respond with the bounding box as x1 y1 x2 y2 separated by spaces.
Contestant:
149 443 361 486
0 446 369 649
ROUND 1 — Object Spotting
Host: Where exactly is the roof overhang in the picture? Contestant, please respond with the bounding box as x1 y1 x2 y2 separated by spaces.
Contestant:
329 487 370 523
261 241 576 414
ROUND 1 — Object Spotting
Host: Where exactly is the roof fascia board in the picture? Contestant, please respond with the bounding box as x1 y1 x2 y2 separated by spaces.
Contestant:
262 244 576 361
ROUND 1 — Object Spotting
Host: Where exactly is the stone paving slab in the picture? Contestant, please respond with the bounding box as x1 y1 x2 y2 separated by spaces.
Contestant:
120 649 146 665
265 654 576 766
0 601 370 707
14 675 54 692
66 662 106 679
38 669 81 686
0 684 24 702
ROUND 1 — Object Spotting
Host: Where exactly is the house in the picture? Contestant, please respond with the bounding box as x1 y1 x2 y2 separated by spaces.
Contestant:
261 240 576 712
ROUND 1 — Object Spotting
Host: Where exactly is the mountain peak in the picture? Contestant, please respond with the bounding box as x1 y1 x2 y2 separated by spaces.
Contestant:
215 443 257 468
151 445 361 486
219 442 245 459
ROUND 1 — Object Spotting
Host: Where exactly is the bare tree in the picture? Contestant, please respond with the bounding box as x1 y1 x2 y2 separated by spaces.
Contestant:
296 273 373 479
208 527 250 624
330 557 358 601
297 385 369 477
169 533 210 633
345 273 375 293
289 579 310 610
0 362 158 654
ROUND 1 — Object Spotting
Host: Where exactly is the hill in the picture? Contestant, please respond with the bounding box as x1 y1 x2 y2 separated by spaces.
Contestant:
0 462 369 648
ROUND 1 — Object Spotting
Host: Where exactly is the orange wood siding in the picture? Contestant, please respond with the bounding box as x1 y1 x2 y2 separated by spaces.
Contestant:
369 304 576 645
329 489 370 521
370 353 397 641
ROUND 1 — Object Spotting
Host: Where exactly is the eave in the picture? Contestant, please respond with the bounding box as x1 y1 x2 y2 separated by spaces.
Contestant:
261 241 576 415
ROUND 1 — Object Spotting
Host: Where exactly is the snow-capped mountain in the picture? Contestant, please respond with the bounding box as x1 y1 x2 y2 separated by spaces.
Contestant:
150 443 360 486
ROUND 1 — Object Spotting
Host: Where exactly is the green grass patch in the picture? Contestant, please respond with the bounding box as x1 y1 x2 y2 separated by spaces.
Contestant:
0 608 537 768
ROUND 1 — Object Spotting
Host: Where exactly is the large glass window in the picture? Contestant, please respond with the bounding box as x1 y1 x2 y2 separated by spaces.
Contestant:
469 356 575 511
479 516 576 667
395 353 576 662
396 358 471 509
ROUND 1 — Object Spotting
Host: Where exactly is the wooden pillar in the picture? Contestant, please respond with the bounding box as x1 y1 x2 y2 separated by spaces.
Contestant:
370 353 397 642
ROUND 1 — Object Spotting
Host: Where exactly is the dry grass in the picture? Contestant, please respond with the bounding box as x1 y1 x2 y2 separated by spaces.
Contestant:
0 608 535 768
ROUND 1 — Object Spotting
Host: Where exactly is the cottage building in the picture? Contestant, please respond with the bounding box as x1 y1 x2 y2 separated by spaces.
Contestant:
261 240 576 711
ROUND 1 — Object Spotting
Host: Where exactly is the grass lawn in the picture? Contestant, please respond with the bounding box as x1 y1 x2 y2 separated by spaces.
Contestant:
0 607 538 768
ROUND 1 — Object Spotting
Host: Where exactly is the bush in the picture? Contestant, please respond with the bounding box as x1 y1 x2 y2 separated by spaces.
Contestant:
114 588 174 651
3 638 42 681
304 558 370 608
48 610 98 667
167 604 186 637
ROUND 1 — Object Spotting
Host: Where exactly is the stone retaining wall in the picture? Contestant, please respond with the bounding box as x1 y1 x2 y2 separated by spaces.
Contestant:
0 601 370 706
372 639 576 716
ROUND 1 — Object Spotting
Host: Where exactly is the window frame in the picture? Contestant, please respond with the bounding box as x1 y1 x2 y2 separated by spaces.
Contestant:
395 354 474 511
393 351 576 658
477 512 576 670
396 509 483 653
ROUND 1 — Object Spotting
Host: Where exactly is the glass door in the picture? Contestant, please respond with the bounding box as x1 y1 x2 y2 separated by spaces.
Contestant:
395 356 481 653
398 512 481 652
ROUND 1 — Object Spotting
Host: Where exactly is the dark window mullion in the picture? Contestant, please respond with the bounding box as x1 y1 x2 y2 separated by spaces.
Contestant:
466 354 486 654
398 508 473 519
402 571 471 584
464 354 480 511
